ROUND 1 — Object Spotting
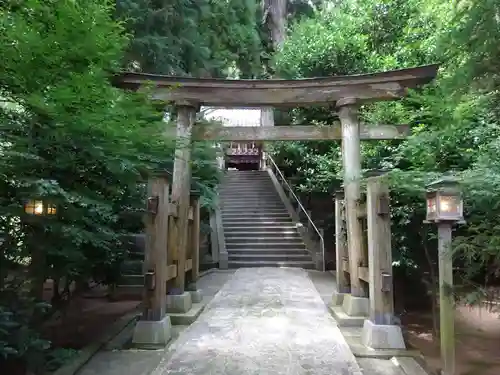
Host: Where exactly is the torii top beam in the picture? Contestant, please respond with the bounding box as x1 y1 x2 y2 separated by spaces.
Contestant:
113 64 439 107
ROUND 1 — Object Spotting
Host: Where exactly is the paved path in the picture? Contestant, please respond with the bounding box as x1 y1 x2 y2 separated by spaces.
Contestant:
150 267 363 375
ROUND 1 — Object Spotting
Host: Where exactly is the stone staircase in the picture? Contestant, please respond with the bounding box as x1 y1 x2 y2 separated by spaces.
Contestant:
110 234 144 300
220 170 315 269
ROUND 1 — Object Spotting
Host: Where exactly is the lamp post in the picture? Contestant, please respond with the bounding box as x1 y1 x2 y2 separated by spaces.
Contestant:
23 199 58 299
425 177 464 375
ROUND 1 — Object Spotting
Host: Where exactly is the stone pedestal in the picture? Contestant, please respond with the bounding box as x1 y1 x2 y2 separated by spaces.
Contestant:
132 316 172 346
331 291 348 306
189 289 203 303
166 292 192 313
219 252 228 269
342 294 369 316
361 319 406 349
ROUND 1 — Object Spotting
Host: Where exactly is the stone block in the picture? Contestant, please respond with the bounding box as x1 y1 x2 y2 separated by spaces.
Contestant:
361 319 406 349
329 305 366 327
219 252 228 269
168 302 206 325
132 316 171 346
331 291 348 306
342 294 369 317
189 289 203 303
166 292 192 313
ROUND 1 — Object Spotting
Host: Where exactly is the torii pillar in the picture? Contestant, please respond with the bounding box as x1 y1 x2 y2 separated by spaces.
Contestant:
337 98 370 317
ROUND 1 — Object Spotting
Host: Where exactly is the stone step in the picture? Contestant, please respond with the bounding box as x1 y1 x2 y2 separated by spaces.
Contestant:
221 209 289 215
220 185 275 189
221 198 281 202
224 178 268 181
220 190 278 194
227 248 310 255
223 173 269 181
222 219 295 226
222 181 274 185
222 206 285 211
120 259 143 274
220 190 277 195
224 231 300 238
222 211 290 216
223 225 298 231
221 196 283 205
118 274 144 286
221 199 282 204
228 260 315 269
228 253 312 262
328 305 367 327
226 242 307 250
225 236 304 244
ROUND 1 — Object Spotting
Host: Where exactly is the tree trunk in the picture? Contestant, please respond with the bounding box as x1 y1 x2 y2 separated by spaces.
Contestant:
261 0 287 144
263 0 287 49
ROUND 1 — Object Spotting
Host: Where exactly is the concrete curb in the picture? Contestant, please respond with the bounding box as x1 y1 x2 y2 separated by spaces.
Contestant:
51 306 142 375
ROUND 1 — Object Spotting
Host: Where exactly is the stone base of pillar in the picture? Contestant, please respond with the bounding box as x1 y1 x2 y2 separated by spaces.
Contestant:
361 319 406 349
342 294 369 316
132 316 172 346
329 294 369 327
189 289 203 303
331 291 348 306
166 292 192 313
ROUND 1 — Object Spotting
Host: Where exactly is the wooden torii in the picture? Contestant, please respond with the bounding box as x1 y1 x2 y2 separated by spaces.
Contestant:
113 64 438 345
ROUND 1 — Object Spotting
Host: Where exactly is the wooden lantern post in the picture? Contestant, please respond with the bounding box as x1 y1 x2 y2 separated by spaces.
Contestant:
425 177 464 375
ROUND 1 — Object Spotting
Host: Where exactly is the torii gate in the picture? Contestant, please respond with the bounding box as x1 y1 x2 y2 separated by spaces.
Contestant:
113 64 438 346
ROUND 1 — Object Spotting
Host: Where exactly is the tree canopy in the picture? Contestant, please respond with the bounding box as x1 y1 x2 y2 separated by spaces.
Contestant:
2 0 500 372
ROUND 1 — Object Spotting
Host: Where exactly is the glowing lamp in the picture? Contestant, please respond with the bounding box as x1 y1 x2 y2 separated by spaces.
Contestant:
24 200 57 216
425 178 463 223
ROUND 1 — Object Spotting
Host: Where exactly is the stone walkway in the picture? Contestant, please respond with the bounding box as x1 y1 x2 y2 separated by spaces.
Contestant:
149 267 362 375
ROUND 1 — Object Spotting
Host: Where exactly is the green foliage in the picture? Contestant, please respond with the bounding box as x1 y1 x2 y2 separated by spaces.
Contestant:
116 0 263 77
271 0 500 304
0 0 220 371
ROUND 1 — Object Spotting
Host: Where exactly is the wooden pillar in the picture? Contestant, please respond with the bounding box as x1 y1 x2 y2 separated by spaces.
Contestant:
142 177 169 321
335 190 350 293
170 105 196 292
366 176 394 324
338 99 368 297
438 222 455 375
190 193 201 282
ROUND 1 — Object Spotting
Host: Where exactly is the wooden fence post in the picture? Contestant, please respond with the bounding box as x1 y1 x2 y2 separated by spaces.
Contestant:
361 175 405 349
131 176 172 346
335 189 349 294
366 175 394 324
170 105 196 292
142 177 169 321
190 192 201 283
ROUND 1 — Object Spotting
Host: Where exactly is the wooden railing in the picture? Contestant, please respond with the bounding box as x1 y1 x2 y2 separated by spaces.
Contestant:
142 176 201 321
335 174 395 325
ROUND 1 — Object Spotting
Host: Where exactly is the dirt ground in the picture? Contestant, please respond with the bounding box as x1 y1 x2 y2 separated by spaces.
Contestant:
403 304 500 375
41 286 140 349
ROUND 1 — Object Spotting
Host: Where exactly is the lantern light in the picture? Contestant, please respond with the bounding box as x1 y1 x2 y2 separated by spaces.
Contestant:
425 177 464 223
24 199 57 216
